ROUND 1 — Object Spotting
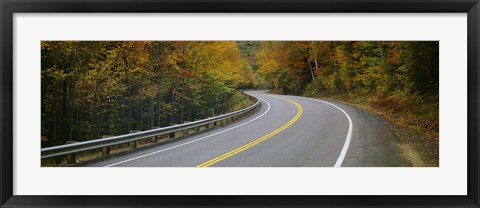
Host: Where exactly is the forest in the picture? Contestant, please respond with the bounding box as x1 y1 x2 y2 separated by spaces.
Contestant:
42 41 438 157
256 41 439 156
41 41 258 147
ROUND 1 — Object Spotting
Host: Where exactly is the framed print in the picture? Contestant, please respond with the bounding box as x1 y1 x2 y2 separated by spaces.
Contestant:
1 0 479 207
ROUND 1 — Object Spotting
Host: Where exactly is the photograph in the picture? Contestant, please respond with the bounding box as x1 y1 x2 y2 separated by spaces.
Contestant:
40 41 439 167
2 0 478 206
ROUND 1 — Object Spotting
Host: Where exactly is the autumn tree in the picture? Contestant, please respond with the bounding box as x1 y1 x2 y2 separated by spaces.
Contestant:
41 41 258 147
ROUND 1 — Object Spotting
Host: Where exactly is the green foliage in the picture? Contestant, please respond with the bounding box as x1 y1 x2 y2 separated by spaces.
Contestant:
399 42 439 97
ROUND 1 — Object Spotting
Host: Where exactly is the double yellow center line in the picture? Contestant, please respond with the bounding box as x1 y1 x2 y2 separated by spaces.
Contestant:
196 96 303 167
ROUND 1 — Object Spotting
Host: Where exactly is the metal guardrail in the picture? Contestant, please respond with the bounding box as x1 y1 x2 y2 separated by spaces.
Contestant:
41 93 260 161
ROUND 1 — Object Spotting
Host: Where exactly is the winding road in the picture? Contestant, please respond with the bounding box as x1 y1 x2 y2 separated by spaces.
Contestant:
84 91 411 167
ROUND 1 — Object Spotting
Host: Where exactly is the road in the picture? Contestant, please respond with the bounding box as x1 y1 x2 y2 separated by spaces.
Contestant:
84 91 411 167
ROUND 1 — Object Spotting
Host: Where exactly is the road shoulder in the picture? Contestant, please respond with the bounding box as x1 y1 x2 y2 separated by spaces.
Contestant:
313 97 438 167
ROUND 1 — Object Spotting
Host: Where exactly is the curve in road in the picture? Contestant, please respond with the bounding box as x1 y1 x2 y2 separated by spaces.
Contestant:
83 91 410 167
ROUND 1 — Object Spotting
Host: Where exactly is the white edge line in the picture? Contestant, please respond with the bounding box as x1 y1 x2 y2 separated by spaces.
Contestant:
296 96 353 168
104 94 271 167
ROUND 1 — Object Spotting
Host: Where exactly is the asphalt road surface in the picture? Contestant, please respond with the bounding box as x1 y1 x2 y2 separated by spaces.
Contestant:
84 91 411 167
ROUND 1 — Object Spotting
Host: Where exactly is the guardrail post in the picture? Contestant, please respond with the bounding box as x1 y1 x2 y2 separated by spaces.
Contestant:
129 141 137 149
155 135 162 143
182 122 189 135
101 135 112 155
66 140 78 164
151 127 159 143
169 132 176 139
129 130 140 149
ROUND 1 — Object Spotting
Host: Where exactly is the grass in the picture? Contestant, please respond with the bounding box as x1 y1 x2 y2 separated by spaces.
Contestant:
230 91 255 111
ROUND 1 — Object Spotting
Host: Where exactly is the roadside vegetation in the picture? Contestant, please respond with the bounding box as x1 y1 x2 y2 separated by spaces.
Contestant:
255 41 439 166
41 41 258 149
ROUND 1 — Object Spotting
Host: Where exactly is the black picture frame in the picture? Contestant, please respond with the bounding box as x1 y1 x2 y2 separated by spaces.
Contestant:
1 0 479 207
